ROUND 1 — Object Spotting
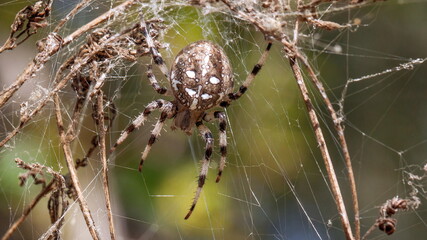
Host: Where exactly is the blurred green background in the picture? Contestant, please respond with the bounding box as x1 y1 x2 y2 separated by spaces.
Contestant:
1 0 427 239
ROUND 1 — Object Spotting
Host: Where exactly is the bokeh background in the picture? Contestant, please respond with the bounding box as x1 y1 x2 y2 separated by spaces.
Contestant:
1 0 427 239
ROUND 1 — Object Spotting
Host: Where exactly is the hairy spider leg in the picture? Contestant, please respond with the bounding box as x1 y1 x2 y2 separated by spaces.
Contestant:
110 99 170 152
203 111 227 183
138 102 175 171
146 63 168 95
140 20 169 78
220 42 273 107
185 122 214 220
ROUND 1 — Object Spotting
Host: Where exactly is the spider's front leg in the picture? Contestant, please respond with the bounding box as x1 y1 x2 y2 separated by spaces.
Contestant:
203 111 227 183
146 63 169 95
138 101 175 171
140 19 169 78
110 99 170 152
141 19 173 95
220 42 272 107
185 121 214 220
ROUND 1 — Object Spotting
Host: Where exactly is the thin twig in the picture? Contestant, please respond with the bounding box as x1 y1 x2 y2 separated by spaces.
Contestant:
0 0 53 53
0 31 124 148
218 1 358 238
0 0 136 109
287 51 355 240
53 0 94 33
39 212 68 240
0 38 15 54
53 94 100 240
97 91 116 240
61 0 136 45
1 181 55 240
2 158 66 240
292 1 360 237
299 54 360 240
0 32 63 108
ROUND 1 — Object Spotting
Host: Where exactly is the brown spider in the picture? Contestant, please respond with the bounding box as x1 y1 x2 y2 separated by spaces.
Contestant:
111 20 272 219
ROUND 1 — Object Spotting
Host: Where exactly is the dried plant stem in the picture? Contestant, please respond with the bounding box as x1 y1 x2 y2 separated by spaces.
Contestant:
61 0 136 44
0 36 59 109
0 0 53 54
300 56 360 240
0 58 83 148
218 0 358 238
288 53 355 240
40 214 68 240
53 94 100 240
0 0 136 109
0 31 123 148
291 14 359 235
1 180 55 240
0 38 15 53
53 0 94 33
97 91 116 240
362 223 378 240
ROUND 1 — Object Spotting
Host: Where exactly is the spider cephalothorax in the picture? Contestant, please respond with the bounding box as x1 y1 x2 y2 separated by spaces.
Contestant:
111 20 272 219
170 41 234 133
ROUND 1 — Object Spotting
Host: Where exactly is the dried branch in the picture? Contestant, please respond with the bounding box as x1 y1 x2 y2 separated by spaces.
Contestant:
0 0 137 109
96 90 116 240
53 94 100 240
288 53 355 240
0 25 138 149
1 12 156 235
53 0 95 33
295 10 360 236
1 181 55 240
44 21 150 239
0 0 52 53
297 52 360 239
47 184 69 240
217 1 364 239
1 158 66 240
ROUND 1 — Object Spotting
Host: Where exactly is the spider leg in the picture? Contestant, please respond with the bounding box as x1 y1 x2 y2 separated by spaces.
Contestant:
203 111 227 183
220 42 273 107
185 122 214 220
146 63 169 95
138 102 175 171
140 20 169 78
110 99 170 152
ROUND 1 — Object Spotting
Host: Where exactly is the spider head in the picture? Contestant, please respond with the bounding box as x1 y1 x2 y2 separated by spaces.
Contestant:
170 40 233 112
172 104 204 134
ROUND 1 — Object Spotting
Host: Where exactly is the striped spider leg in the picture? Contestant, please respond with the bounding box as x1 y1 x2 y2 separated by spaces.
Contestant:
138 100 175 171
220 41 272 107
184 111 227 219
110 20 173 154
110 99 174 154
203 111 228 183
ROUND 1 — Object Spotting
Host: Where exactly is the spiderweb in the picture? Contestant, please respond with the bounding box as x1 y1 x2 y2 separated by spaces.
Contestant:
1 0 427 239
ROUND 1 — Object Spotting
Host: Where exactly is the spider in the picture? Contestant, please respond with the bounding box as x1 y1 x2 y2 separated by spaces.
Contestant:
110 21 272 219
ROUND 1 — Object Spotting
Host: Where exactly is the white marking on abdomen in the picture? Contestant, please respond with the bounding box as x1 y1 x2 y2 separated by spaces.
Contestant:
185 88 197 96
209 76 220 84
186 70 196 78
172 79 181 91
201 93 212 100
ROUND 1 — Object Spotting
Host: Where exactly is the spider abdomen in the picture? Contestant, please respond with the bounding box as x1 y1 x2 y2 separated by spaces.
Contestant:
170 40 233 111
